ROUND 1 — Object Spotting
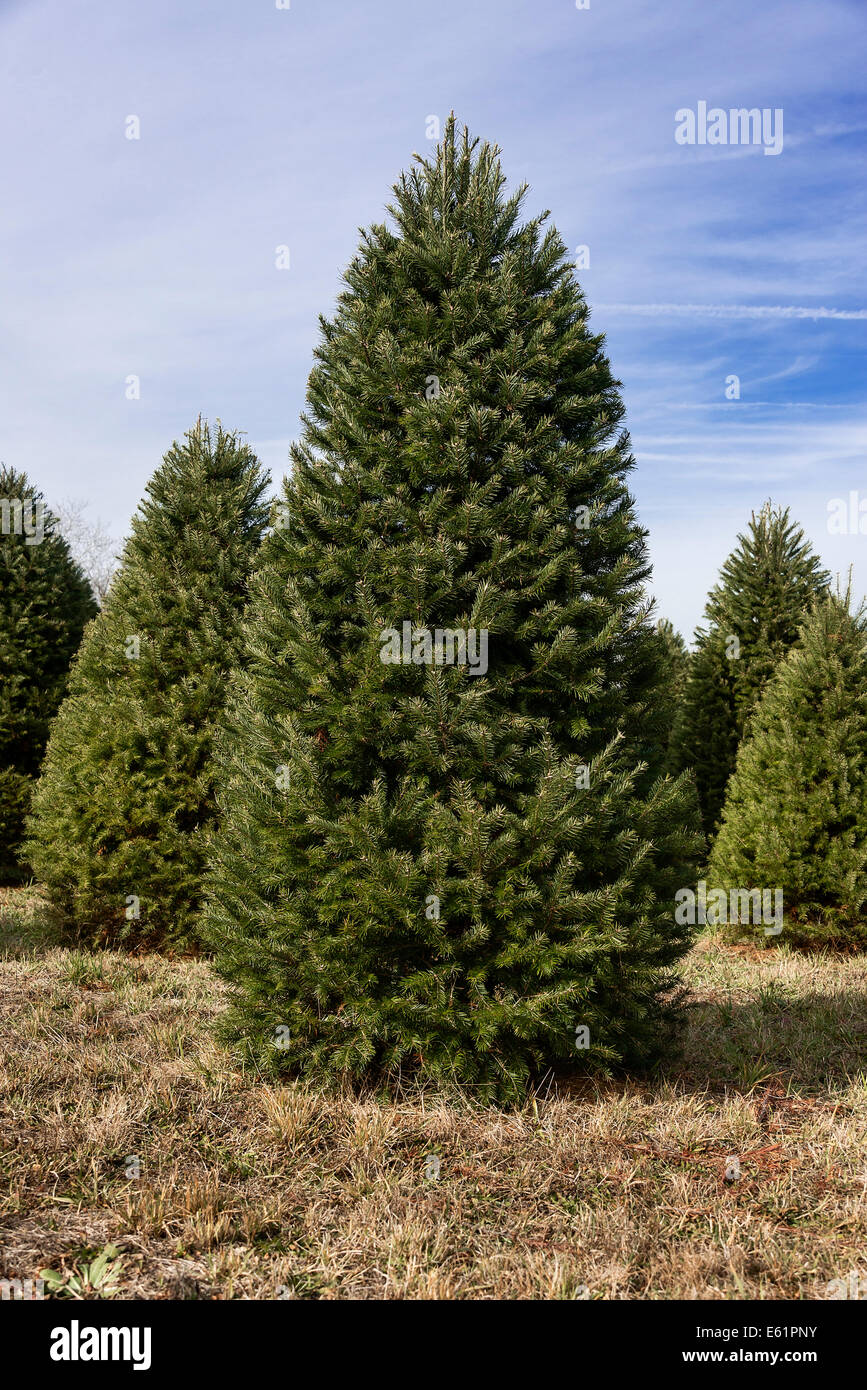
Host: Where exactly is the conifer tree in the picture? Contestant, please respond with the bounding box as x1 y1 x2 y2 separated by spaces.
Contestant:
709 590 867 948
205 121 702 1101
654 618 690 769
0 468 97 881
672 503 828 835
671 633 738 837
25 421 269 945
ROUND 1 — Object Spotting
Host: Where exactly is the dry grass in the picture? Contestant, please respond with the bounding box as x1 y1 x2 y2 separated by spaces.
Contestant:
1 886 865 1300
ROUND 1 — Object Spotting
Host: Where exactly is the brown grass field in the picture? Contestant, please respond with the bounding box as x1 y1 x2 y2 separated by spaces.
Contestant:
1 885 865 1300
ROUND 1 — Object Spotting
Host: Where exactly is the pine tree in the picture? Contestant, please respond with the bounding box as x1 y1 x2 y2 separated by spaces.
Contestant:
0 468 97 881
709 590 867 948
25 421 269 945
205 121 703 1102
672 503 828 835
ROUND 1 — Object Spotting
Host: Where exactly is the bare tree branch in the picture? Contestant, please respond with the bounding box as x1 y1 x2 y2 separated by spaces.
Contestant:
52 497 120 607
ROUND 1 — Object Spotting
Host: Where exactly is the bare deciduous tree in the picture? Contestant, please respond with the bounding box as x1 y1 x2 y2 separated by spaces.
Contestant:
52 497 119 606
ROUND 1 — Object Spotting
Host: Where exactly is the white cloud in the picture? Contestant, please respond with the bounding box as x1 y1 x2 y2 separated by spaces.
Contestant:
597 303 867 320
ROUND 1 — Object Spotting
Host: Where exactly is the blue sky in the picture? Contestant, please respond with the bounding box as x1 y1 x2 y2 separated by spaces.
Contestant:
1 0 864 639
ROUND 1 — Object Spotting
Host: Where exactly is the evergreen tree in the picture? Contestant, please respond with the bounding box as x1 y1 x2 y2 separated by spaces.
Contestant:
654 618 690 769
672 503 828 835
25 421 269 945
0 468 97 881
671 632 738 838
709 590 867 948
205 121 703 1102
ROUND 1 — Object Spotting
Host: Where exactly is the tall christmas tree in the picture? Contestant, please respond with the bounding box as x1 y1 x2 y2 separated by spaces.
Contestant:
672 503 828 835
205 121 703 1101
25 421 269 945
709 590 867 948
0 467 97 882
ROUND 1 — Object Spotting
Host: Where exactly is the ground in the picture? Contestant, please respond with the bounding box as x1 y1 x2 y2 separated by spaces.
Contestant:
1 886 865 1300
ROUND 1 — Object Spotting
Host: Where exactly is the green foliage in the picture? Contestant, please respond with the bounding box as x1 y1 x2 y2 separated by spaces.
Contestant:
39 1245 124 1299
654 618 690 769
709 590 867 948
205 120 703 1103
24 420 269 946
671 633 738 840
672 503 828 836
0 467 96 882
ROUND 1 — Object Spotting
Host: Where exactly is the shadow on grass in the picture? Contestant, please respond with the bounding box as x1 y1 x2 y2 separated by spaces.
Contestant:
3 883 865 1102
0 884 200 960
0 884 67 958
669 984 867 1096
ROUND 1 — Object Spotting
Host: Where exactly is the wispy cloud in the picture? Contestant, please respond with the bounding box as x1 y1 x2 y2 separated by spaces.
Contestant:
597 304 867 321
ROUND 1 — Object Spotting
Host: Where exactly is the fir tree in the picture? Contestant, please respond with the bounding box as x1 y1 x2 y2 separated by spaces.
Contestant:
672 503 828 835
671 633 738 838
205 121 703 1102
709 590 867 948
0 468 97 881
25 421 269 945
654 618 690 769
